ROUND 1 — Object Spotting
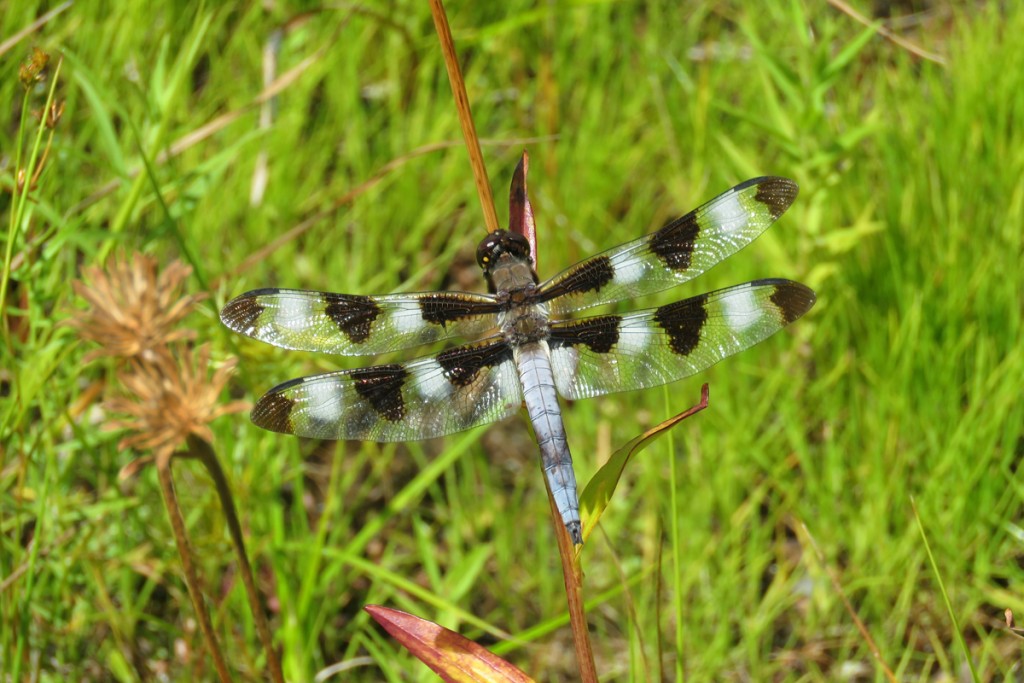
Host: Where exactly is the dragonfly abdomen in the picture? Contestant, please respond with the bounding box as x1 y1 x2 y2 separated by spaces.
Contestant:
515 342 582 545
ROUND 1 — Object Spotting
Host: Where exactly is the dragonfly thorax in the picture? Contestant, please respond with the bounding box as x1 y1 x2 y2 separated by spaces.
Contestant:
499 307 551 346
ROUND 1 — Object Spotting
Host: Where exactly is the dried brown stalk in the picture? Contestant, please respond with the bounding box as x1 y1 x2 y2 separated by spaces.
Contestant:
827 0 946 65
799 522 898 682
429 0 500 233
155 445 233 683
547 494 598 683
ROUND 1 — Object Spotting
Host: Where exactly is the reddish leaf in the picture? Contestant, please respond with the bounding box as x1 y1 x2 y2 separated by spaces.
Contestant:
578 384 710 541
365 605 535 683
508 150 537 268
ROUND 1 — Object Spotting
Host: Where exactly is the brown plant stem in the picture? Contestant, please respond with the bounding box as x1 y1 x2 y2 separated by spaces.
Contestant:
548 493 598 683
156 451 233 683
799 521 898 682
826 0 946 65
0 1 72 57
185 435 284 683
428 0 500 233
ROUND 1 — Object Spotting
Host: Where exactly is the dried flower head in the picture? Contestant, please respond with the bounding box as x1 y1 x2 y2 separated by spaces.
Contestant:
108 345 248 472
19 48 49 89
34 100 65 129
67 252 206 363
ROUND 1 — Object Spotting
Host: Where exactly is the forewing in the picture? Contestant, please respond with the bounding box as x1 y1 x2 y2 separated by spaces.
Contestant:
221 288 500 355
549 279 815 400
539 177 798 314
250 339 522 441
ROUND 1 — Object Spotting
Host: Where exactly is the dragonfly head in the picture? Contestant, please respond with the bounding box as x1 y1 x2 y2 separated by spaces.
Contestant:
476 230 531 275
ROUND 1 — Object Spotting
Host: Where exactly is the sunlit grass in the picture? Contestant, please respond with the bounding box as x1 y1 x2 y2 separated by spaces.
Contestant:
2 1 1023 680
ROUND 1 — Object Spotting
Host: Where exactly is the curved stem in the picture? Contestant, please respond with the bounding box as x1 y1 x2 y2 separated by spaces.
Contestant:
156 452 232 683
186 435 284 683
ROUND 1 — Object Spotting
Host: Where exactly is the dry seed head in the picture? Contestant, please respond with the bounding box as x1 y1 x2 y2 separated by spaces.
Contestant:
19 48 49 89
34 100 65 129
107 346 248 469
67 252 206 363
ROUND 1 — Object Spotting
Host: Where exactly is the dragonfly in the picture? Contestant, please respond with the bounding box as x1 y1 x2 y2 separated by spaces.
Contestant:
221 176 816 545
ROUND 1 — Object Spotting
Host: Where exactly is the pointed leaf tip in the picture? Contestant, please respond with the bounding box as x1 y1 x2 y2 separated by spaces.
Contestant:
365 605 536 683
508 150 537 268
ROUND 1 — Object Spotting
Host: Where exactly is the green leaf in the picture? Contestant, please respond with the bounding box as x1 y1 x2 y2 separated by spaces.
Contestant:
578 384 709 542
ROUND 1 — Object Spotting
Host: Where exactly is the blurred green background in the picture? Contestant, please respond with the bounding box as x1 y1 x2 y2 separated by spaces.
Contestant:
3 1 1023 680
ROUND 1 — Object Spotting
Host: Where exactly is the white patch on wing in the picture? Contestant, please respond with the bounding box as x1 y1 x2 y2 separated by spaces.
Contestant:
276 294 316 330
707 189 749 234
389 301 428 337
411 358 453 401
300 378 345 425
497 361 522 411
610 256 648 285
550 345 580 397
721 284 762 333
616 317 654 355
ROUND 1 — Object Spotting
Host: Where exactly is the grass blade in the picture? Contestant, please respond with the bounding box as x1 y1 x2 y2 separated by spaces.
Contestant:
912 496 980 682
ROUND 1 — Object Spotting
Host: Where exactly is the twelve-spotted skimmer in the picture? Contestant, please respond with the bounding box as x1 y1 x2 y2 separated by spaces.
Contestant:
221 176 815 545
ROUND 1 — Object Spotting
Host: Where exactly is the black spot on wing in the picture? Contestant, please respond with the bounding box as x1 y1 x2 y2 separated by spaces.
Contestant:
749 177 799 219
542 255 615 301
654 294 709 356
648 213 700 271
251 386 297 434
351 365 408 422
762 279 816 324
549 315 622 354
418 293 500 327
324 294 380 344
436 341 512 387
221 291 267 332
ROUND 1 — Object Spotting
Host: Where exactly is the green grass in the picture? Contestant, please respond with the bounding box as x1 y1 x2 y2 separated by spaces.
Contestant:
3 1 1023 680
